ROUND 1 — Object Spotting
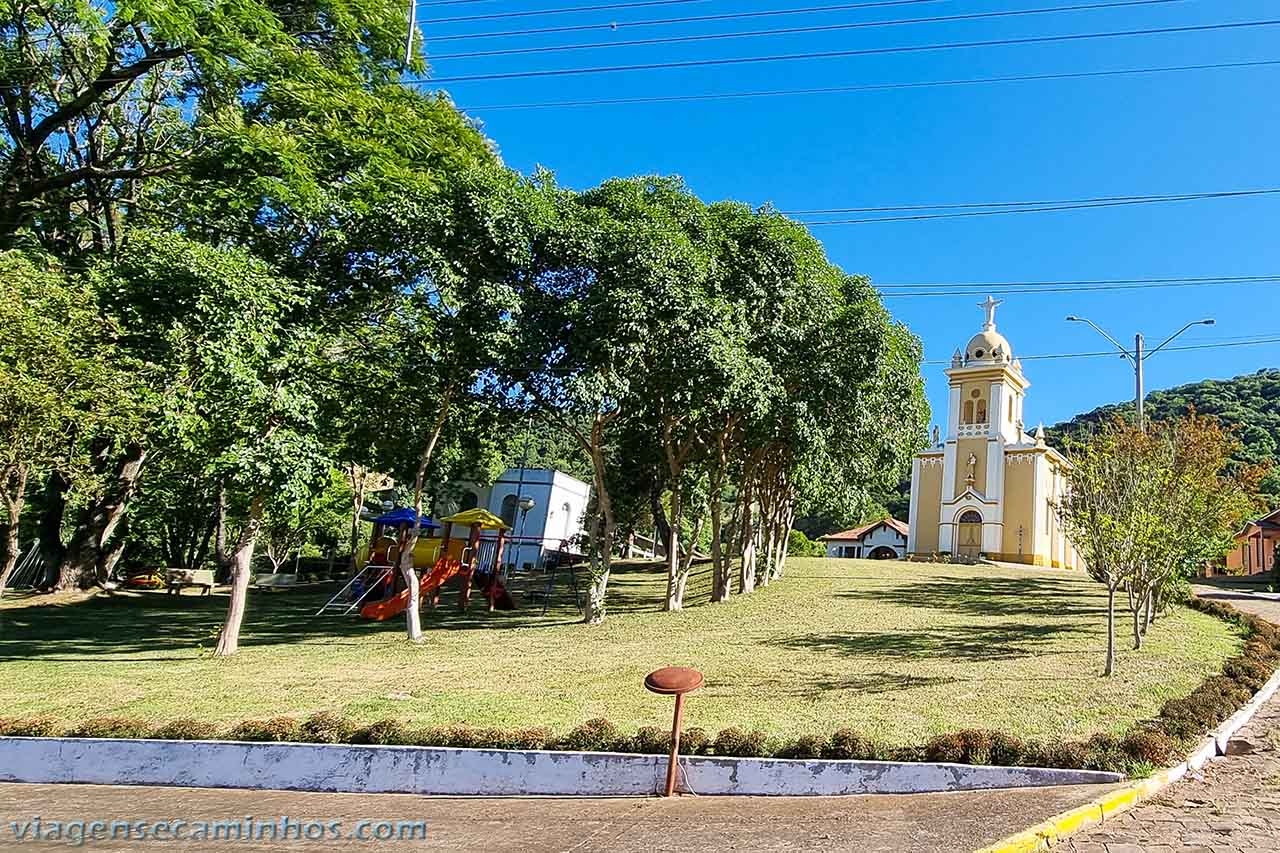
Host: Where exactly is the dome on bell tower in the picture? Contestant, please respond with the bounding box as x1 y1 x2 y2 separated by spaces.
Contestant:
963 296 1013 364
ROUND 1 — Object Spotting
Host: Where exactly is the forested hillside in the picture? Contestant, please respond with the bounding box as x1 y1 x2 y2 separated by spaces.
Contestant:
1047 368 1280 508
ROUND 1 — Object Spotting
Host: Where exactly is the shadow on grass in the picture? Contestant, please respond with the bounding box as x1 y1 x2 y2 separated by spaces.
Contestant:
0 560 704 660
835 574 1107 620
766 620 1090 664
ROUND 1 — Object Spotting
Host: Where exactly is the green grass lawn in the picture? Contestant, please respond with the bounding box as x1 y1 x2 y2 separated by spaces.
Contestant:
0 558 1242 745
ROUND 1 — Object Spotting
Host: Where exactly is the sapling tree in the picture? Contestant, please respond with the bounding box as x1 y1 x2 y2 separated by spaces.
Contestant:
1060 421 1162 674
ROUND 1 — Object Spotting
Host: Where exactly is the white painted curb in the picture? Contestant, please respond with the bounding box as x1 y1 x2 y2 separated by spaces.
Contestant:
0 738 1123 797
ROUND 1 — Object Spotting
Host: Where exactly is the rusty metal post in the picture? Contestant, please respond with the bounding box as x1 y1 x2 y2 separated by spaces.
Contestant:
644 667 703 798
665 692 686 797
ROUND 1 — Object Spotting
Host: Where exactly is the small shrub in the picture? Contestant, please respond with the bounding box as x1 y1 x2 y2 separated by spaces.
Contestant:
227 717 300 743
987 731 1027 767
1082 733 1126 772
889 745 925 763
490 727 553 751
681 727 711 756
443 726 487 749
1120 729 1179 766
1224 657 1271 692
712 726 769 758
353 718 407 746
957 730 994 765
406 726 452 748
152 719 219 741
558 718 623 752
1244 640 1279 664
1157 698 1210 740
924 732 965 764
65 717 153 739
0 717 62 738
300 712 355 744
629 726 671 755
823 728 880 761
774 734 824 760
1025 739 1087 769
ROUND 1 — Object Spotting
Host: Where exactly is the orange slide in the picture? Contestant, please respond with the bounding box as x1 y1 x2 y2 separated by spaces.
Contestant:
360 557 462 621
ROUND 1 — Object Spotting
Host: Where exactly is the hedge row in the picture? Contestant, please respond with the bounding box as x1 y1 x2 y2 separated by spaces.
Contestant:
2 596 1274 778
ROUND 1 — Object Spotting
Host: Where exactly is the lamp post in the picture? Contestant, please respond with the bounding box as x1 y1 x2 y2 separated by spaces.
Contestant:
517 496 535 570
1065 315 1215 431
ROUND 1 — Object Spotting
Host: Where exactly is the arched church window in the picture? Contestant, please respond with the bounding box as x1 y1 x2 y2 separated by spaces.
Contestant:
958 510 982 524
976 399 987 424
962 400 974 424
1008 397 1014 423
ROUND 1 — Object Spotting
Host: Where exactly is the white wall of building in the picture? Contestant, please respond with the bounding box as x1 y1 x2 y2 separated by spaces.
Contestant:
823 524 907 559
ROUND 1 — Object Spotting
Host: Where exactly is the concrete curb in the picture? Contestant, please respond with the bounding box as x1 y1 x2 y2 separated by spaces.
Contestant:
976 658 1280 852
0 737 1121 797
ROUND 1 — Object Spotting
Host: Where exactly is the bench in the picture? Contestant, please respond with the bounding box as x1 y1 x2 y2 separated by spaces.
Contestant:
251 573 299 591
166 569 215 596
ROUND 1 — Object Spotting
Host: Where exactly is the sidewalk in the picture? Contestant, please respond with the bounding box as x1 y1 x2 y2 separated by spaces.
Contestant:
1058 586 1280 852
0 781 1118 852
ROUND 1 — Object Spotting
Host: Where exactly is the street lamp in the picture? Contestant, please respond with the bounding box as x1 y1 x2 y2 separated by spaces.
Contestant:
1065 315 1215 431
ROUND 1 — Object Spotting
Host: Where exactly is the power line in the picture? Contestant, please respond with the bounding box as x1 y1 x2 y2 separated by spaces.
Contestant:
795 189 1280 225
922 336 1280 365
788 189 1280 217
421 0 719 25
462 57 1280 109
428 0 965 41
875 274 1280 289
880 277 1280 297
428 0 1184 60
424 18 1280 83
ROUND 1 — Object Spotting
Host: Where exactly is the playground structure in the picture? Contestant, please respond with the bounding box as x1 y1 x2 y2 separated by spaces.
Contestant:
317 507 583 619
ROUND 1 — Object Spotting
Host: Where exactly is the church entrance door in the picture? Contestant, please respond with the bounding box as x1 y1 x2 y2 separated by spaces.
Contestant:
957 510 983 558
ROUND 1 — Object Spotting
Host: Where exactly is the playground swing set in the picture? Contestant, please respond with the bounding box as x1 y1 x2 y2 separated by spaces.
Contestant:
316 507 582 620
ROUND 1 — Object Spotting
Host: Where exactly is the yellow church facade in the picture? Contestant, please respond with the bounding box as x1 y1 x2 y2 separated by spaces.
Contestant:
907 298 1081 569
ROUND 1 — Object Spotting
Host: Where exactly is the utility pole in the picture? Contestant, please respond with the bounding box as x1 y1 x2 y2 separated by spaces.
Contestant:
1065 316 1214 432
1133 333 1144 430
404 0 416 65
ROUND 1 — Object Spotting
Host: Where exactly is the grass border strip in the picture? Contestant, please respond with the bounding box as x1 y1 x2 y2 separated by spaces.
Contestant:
977 648 1280 852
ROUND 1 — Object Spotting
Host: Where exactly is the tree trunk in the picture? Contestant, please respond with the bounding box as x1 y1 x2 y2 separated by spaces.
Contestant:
347 463 366 569
98 515 128 583
582 417 616 624
1104 583 1117 676
0 464 29 598
650 484 671 559
58 442 146 589
664 476 683 611
213 496 264 657
38 470 69 588
214 479 229 580
1132 601 1144 650
711 488 728 603
398 395 453 644
738 477 756 595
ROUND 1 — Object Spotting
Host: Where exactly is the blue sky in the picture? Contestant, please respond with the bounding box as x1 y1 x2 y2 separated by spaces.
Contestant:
426 0 1280 428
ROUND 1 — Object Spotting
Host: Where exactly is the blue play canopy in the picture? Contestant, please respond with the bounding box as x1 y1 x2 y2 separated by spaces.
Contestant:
372 508 439 528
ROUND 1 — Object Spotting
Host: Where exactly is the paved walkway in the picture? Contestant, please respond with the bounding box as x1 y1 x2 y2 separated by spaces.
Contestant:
0 781 1117 852
1061 587 1280 853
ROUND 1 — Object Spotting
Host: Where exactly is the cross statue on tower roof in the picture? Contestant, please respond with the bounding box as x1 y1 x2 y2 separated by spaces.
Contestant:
979 295 1003 331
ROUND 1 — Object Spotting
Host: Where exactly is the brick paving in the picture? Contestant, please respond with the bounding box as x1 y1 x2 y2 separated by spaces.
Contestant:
1062 587 1280 853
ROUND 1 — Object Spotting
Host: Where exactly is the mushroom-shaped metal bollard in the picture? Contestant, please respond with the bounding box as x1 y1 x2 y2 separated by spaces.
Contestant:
644 666 704 797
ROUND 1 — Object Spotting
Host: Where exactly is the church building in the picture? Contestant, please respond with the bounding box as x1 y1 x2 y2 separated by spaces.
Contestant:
907 298 1080 569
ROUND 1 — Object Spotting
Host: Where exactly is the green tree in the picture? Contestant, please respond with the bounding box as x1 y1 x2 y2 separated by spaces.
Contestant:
104 231 327 655
0 251 132 595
